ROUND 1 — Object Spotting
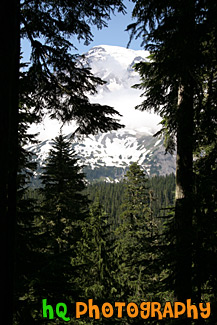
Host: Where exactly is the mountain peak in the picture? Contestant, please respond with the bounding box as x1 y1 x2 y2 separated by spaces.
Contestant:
29 43 161 143
85 45 149 72
89 44 149 56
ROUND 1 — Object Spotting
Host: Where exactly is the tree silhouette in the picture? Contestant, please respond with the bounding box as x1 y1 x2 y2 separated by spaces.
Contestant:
1 1 125 321
127 0 217 311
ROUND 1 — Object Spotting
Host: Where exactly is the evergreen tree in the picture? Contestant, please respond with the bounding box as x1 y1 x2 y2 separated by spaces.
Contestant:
74 198 117 324
29 134 90 321
192 57 217 322
19 0 125 134
0 2 20 321
86 174 175 223
14 107 41 324
127 0 217 307
1 2 125 320
40 134 88 234
115 163 159 308
192 152 217 324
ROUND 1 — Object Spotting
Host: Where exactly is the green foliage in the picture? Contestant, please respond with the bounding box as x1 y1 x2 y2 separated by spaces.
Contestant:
14 106 43 324
121 162 150 218
15 143 177 324
192 143 217 322
20 0 125 134
86 174 175 223
114 163 160 309
85 181 125 228
15 134 90 323
73 198 119 324
12 1 217 322
75 199 116 298
128 0 217 307
40 134 88 226
38 134 89 298
12 3 126 321
149 174 175 219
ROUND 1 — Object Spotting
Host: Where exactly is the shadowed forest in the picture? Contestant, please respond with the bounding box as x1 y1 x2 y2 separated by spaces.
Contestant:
0 0 216 324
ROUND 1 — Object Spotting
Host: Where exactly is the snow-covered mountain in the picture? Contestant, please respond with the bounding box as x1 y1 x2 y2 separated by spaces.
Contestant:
28 45 175 183
83 45 149 93
30 45 161 140
28 128 175 184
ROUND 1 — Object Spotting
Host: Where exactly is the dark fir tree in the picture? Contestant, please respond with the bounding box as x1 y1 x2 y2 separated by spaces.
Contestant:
115 163 159 310
29 134 89 321
0 1 20 322
13 106 42 324
78 198 114 295
86 175 175 223
127 1 195 304
191 27 217 323
127 0 217 309
74 198 118 324
40 134 88 237
1 1 126 320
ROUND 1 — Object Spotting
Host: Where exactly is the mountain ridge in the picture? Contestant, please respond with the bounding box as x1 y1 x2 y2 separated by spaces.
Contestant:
27 45 175 183
28 128 175 184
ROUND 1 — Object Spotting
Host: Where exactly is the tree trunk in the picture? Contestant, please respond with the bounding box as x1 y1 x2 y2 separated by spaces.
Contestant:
175 82 193 303
0 0 20 323
174 1 195 310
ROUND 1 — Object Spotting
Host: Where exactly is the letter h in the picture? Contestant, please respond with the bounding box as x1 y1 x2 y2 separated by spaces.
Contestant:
42 299 54 319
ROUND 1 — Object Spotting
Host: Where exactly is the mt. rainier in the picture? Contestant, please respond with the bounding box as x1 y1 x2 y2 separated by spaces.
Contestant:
28 45 175 182
29 129 175 184
83 45 149 93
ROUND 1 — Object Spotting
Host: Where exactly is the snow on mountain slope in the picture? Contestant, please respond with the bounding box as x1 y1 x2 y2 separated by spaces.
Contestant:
85 45 161 132
27 45 175 182
28 128 175 184
83 45 149 92
29 45 161 141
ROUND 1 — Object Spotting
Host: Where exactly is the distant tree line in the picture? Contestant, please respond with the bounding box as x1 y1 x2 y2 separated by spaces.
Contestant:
85 173 175 225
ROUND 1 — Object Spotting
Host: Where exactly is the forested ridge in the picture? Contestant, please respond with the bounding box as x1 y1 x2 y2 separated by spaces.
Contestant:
85 173 175 224
0 0 216 324
17 146 177 324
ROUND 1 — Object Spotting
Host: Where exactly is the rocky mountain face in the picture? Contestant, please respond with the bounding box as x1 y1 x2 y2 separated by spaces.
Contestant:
27 45 175 183
28 129 175 184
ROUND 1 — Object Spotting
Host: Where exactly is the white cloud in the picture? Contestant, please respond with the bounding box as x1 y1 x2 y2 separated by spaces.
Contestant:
89 86 161 134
